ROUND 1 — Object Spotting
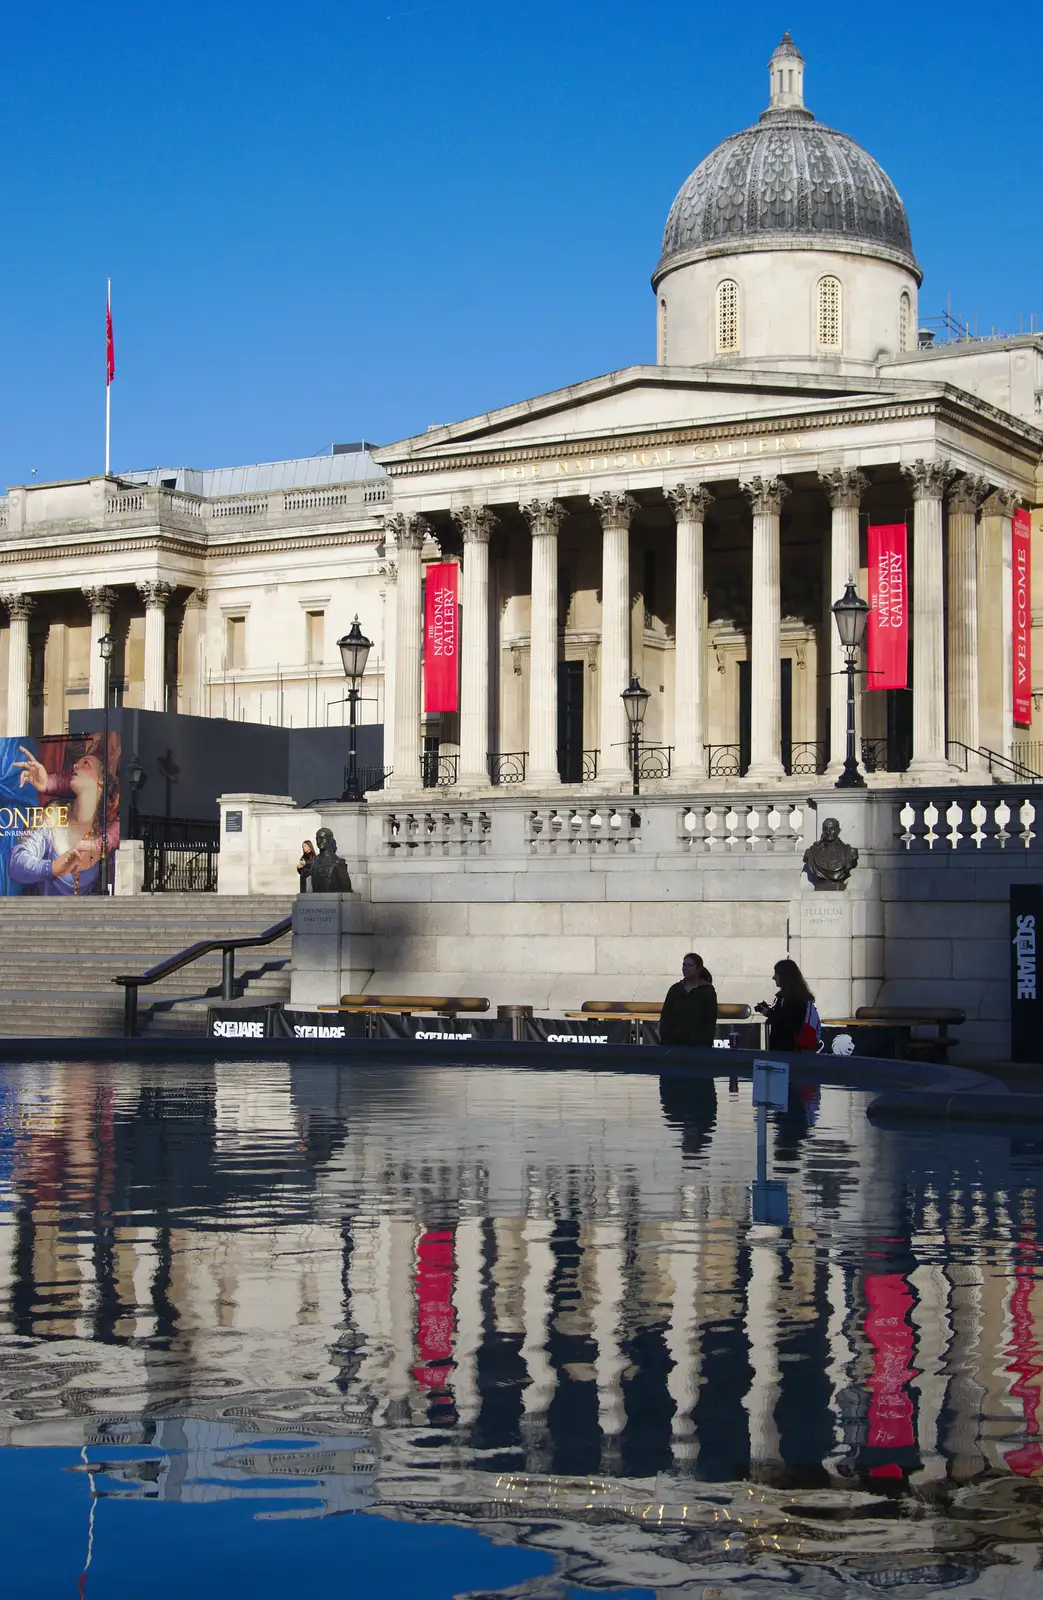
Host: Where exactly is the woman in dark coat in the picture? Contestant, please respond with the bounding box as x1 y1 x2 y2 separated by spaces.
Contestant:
756 958 815 1050
659 952 718 1047
296 839 315 893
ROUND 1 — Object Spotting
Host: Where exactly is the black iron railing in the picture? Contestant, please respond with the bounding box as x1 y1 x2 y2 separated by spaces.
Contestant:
861 736 911 774
705 744 744 778
422 751 459 788
947 740 1043 783
114 915 291 1037
342 764 394 795
557 748 599 783
137 816 220 893
786 741 826 776
488 752 527 785
581 748 599 782
637 744 673 779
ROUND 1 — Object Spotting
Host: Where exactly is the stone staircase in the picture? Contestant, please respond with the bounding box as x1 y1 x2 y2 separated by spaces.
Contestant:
0 895 294 1037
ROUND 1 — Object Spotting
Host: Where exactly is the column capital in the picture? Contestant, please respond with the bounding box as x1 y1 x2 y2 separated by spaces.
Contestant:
741 475 789 515
137 581 175 610
819 467 868 509
591 490 638 530
521 498 567 537
903 458 955 502
83 586 119 615
981 487 1020 519
667 482 714 519
3 592 35 621
455 505 497 545
948 474 991 515
382 511 427 551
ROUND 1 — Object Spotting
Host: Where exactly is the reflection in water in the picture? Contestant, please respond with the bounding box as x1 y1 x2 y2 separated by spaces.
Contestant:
1 1061 1043 1596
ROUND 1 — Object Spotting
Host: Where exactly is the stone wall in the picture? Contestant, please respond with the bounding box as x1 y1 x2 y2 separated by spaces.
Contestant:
219 786 1043 1062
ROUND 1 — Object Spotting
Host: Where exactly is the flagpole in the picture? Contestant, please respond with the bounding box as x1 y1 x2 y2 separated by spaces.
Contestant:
105 279 112 476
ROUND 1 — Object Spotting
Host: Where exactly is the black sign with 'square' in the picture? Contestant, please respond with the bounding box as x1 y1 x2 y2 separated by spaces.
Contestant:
1010 884 1043 1062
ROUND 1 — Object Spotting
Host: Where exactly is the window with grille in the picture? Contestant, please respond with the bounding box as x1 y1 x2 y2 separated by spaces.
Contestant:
716 280 739 354
899 291 911 352
817 277 842 349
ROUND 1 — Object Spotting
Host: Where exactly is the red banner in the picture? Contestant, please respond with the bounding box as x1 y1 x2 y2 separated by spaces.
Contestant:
866 523 908 690
1014 508 1032 727
423 562 459 712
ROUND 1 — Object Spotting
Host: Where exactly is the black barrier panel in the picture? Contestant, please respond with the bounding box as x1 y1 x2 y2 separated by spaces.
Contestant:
641 1021 762 1049
820 1024 901 1060
1011 883 1043 1063
207 1006 274 1040
375 1015 511 1042
272 1010 367 1041
524 1017 632 1045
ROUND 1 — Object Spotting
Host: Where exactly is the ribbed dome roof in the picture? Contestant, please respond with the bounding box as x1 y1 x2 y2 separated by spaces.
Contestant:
654 37 920 284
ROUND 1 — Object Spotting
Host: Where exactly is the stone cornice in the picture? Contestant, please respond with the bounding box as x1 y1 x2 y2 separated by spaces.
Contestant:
380 392 1041 480
0 523 379 565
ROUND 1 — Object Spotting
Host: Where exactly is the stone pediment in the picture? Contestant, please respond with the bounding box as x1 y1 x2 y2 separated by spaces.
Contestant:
373 364 931 468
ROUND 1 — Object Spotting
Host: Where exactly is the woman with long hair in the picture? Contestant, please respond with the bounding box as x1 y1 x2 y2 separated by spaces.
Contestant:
10 737 115 895
755 958 818 1052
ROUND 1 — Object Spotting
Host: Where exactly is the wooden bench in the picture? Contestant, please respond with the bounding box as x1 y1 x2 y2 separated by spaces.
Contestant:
854 1005 965 1063
578 1000 753 1020
320 994 490 1016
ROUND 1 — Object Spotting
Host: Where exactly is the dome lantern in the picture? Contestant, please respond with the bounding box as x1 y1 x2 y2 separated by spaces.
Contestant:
765 32 810 120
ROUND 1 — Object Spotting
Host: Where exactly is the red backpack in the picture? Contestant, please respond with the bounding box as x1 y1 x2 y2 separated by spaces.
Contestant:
795 1001 822 1052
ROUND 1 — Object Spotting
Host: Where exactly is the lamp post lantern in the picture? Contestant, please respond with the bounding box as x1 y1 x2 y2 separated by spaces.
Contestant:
127 751 145 837
621 675 651 796
831 578 870 790
98 631 115 895
337 616 373 801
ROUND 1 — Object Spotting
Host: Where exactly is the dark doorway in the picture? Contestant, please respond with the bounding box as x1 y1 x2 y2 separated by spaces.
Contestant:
886 688 913 772
738 658 792 775
557 660 584 782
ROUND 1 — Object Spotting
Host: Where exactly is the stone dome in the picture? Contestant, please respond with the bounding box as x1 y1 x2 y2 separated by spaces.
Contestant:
654 35 920 287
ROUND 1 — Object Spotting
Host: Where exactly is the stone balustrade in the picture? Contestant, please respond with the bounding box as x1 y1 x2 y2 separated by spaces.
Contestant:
898 792 1038 850
0 478 389 541
680 801 807 852
383 808 493 857
527 806 641 852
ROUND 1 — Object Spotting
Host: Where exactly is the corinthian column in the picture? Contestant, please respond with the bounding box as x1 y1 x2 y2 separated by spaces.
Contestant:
903 460 955 776
667 483 712 783
4 593 34 738
388 513 425 787
820 469 868 776
456 505 495 787
522 500 566 787
593 491 637 786
137 581 174 712
979 489 1019 760
83 586 119 708
947 474 990 768
742 476 789 780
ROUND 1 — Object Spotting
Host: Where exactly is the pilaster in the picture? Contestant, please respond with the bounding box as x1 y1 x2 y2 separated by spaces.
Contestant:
387 512 426 790
593 491 637 787
903 459 955 778
819 469 867 778
742 475 788 780
456 505 496 788
947 474 990 771
522 499 567 788
667 483 713 785
979 489 1019 762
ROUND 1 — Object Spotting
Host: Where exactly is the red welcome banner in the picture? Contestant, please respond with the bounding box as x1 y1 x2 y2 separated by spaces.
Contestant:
423 562 459 712
867 524 908 690
1014 508 1032 727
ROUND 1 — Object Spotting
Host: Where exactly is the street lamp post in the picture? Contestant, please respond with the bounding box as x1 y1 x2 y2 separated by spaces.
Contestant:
621 675 651 796
337 616 373 801
98 631 115 895
831 578 871 790
127 751 145 837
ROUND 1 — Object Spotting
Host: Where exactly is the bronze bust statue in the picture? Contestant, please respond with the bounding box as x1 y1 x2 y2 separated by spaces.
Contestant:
803 816 858 889
308 827 353 893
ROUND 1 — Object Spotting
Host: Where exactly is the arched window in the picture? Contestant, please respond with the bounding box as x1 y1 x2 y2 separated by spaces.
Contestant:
658 297 667 363
899 291 912 353
716 279 739 354
817 276 842 350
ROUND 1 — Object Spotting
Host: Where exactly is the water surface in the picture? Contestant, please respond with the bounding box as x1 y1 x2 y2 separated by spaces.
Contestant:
1 1060 1041 1597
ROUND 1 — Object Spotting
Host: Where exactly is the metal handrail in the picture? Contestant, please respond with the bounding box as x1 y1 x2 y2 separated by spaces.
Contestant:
113 915 291 1037
947 739 1043 783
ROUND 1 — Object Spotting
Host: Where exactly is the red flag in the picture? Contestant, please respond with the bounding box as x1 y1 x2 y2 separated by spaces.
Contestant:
106 284 114 386
866 524 908 690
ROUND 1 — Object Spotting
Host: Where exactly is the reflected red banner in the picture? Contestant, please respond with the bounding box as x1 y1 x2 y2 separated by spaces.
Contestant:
423 562 459 713
865 1272 915 1470
1014 509 1032 727
867 524 908 690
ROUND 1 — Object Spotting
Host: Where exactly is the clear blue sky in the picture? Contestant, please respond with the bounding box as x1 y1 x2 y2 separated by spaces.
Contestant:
2 0 1039 486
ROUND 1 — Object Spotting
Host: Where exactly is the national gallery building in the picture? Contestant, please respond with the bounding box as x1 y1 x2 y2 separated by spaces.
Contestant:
1 35 1041 796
